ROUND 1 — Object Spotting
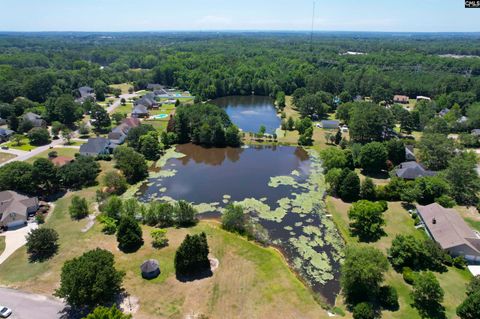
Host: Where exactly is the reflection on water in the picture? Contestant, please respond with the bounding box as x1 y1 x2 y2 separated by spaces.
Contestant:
212 95 281 134
137 144 342 304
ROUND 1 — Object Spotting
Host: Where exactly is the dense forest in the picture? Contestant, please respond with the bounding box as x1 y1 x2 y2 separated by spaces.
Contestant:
1 32 480 106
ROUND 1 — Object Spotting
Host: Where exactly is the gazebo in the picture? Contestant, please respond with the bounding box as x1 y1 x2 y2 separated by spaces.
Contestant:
140 259 160 279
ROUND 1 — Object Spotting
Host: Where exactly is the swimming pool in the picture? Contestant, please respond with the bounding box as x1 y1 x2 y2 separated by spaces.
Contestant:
152 114 169 119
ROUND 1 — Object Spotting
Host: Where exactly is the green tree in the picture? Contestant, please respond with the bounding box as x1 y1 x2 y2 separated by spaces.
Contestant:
359 142 388 172
25 228 59 262
445 152 480 205
83 306 131 319
0 161 34 194
457 276 480 319
126 124 156 151
55 249 124 308
116 215 144 253
91 104 111 132
320 148 348 171
341 245 389 304
339 169 360 202
287 116 295 131
348 200 386 242
101 195 123 220
51 121 64 136
222 204 245 234
411 272 445 319
28 127 51 146
175 200 197 227
360 177 376 200
143 202 175 227
69 196 89 220
386 139 406 165
151 229 168 248
94 80 108 101
174 232 210 276
353 302 375 319
225 125 241 147
349 103 394 143
415 176 451 204
102 170 128 195
298 127 313 146
276 91 286 109
32 158 58 195
113 146 148 184
418 133 456 170
139 131 160 160
59 156 100 189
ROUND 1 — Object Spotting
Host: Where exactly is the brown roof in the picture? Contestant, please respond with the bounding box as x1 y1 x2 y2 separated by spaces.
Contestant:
50 156 74 167
416 203 480 253
393 95 409 102
122 117 141 128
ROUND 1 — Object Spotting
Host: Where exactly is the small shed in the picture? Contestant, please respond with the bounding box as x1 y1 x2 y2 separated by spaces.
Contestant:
320 120 340 130
141 259 160 279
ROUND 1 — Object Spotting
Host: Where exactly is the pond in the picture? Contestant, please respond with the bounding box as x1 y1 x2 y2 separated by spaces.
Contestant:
136 144 344 305
212 95 281 134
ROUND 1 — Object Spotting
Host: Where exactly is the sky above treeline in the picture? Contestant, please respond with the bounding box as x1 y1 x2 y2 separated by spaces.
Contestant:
0 0 478 32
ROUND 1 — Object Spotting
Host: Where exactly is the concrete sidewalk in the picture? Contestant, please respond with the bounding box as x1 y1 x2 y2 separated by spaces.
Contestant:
0 223 37 265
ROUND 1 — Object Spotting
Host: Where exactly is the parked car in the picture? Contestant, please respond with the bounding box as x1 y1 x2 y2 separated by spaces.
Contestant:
0 146 8 150
0 306 12 318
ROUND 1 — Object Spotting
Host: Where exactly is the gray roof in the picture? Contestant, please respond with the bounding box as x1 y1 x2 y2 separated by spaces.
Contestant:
79 137 110 155
395 161 436 180
439 108 450 117
321 120 340 128
0 191 38 222
134 95 156 108
472 129 480 136
147 84 164 91
417 203 480 253
405 147 416 161
78 86 94 98
24 112 42 122
132 104 149 115
141 259 160 273
0 128 14 137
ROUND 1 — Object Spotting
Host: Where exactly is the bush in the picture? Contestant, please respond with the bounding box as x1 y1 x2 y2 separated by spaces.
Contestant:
402 267 416 285
435 195 456 208
453 256 467 269
221 204 246 234
116 215 144 253
353 302 375 319
83 305 132 319
69 196 89 220
25 228 59 262
151 229 168 248
175 200 198 227
174 232 210 276
35 212 45 224
380 285 399 311
102 170 128 195
95 154 112 161
98 215 117 235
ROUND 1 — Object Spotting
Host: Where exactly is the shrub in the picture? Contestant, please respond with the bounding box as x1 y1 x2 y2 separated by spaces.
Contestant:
151 229 168 248
69 196 89 220
380 285 399 311
175 200 198 227
435 195 456 208
116 215 144 253
174 232 210 276
83 305 132 319
352 302 375 319
35 212 45 224
25 228 59 262
453 256 467 269
98 215 117 235
402 267 416 285
221 204 246 234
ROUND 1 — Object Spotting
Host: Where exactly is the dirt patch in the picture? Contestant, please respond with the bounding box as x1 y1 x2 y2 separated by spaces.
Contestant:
209 257 219 272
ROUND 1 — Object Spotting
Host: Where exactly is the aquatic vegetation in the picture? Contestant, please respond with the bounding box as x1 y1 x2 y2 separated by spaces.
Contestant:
155 148 185 168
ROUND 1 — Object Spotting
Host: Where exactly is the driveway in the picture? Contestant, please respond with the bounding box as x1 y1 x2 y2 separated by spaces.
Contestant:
0 287 66 319
0 138 65 167
0 223 37 265
0 147 28 157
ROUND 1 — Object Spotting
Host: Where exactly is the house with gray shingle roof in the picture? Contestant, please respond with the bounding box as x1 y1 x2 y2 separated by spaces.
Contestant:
0 191 38 228
0 128 14 142
417 203 480 262
132 104 149 118
79 137 111 156
23 112 46 128
395 161 436 180
76 86 96 104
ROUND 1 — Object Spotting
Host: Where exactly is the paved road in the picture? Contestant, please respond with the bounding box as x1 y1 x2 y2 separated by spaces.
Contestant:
0 138 64 167
0 288 66 319
107 93 137 114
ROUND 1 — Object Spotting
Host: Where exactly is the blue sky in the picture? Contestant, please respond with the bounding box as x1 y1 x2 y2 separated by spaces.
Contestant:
0 0 478 32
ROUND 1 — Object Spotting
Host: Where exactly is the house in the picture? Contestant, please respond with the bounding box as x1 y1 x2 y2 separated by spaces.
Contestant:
439 108 450 117
416 96 431 101
49 156 74 167
108 117 141 145
320 120 340 130
0 128 14 142
23 112 45 128
135 93 158 109
393 95 409 104
79 137 111 156
132 104 150 118
395 161 436 180
416 203 480 262
471 129 480 137
76 86 96 103
405 146 416 161
0 191 39 228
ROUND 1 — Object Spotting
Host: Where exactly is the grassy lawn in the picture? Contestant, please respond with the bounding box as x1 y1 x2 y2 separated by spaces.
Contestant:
0 152 16 164
456 206 480 232
0 159 330 318
112 102 133 115
3 138 37 151
26 147 80 164
0 237 5 255
326 197 470 319
146 120 168 133
110 83 133 95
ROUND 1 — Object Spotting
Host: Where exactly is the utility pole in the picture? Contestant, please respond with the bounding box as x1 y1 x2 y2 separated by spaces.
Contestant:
310 1 316 52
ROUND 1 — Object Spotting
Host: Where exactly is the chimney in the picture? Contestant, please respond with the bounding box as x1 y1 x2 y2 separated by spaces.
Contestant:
432 218 437 225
